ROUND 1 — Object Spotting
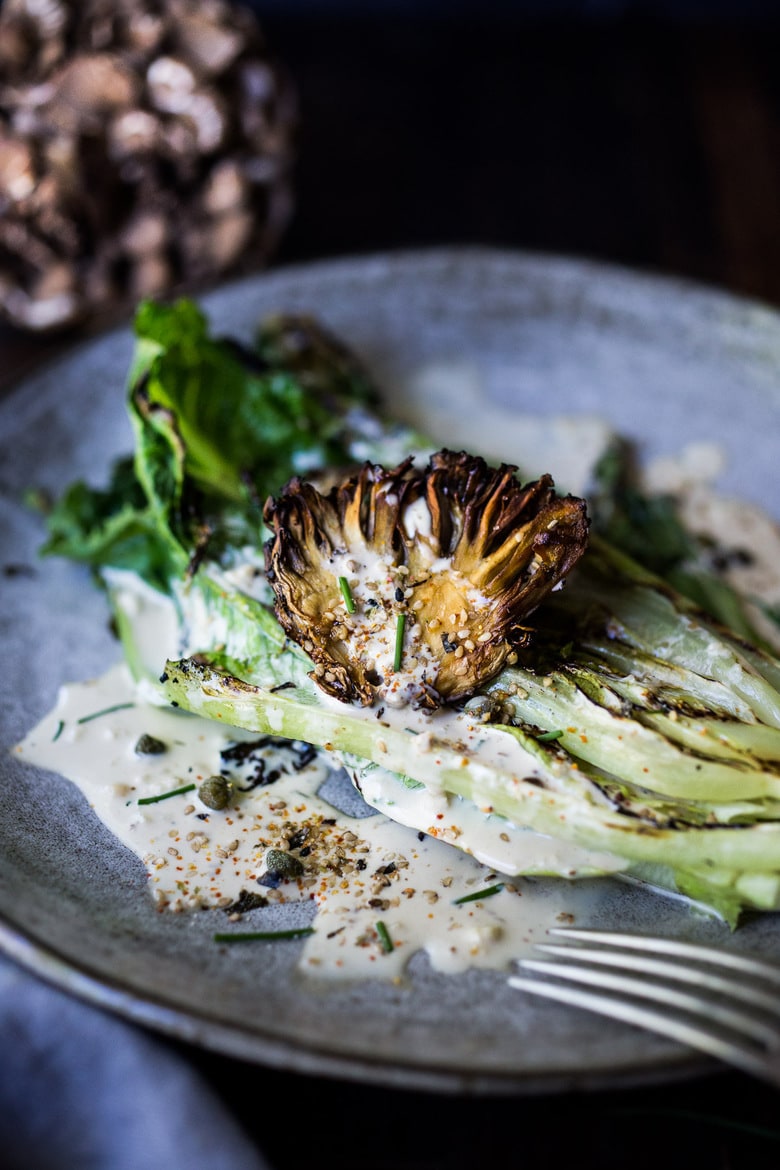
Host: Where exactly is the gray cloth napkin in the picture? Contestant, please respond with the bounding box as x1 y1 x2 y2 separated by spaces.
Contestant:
0 956 269 1170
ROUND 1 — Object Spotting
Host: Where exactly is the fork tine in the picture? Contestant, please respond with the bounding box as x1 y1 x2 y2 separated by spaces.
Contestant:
535 944 780 1017
508 974 776 1084
518 958 779 1046
550 928 780 985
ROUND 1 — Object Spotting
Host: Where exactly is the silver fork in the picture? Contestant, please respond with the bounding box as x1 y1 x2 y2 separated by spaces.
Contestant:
508 927 780 1086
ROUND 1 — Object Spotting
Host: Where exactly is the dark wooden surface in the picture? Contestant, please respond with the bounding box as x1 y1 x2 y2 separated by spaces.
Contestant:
3 9 780 1168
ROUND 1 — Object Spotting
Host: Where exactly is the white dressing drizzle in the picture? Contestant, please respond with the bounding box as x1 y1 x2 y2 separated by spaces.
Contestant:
14 664 616 980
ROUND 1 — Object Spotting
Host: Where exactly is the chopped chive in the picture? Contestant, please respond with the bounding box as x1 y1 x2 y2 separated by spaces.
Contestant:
52 720 65 742
338 576 356 613
213 927 316 943
394 612 406 672
375 920 395 953
453 882 505 905
536 729 564 743
138 783 196 806
77 702 135 725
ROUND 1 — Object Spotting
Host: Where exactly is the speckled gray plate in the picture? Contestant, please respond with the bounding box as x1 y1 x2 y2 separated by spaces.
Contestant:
2 248 780 1094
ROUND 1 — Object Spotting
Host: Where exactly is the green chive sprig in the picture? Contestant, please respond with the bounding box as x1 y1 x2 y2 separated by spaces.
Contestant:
52 720 65 742
138 783 196 806
339 576 356 613
394 613 406 672
214 927 316 943
453 882 504 905
77 702 135 725
375 920 395 953
537 729 564 743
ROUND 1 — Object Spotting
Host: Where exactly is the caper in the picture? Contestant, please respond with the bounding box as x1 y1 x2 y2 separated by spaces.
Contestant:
198 775 231 810
264 849 304 879
134 733 167 755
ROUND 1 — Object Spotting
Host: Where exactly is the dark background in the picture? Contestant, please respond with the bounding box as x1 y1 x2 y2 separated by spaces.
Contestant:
4 1 780 382
260 2 780 308
4 2 780 1166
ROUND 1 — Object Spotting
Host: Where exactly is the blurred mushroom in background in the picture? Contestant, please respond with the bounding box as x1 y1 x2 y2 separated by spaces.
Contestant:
0 0 297 331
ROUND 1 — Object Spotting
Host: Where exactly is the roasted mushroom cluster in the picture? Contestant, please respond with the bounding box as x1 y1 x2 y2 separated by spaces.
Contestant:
264 451 589 710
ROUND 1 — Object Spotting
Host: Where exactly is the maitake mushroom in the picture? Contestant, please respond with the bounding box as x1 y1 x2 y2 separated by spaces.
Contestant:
0 0 296 330
264 451 590 710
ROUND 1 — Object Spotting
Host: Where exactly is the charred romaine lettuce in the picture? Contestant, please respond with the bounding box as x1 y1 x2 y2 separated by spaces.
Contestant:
39 298 780 926
591 437 775 648
263 452 588 708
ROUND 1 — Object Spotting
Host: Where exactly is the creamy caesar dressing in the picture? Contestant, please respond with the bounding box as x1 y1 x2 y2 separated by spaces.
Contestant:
15 664 615 980
326 546 442 707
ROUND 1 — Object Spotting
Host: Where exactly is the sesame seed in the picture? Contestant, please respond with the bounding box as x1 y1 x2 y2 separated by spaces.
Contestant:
478 631 492 643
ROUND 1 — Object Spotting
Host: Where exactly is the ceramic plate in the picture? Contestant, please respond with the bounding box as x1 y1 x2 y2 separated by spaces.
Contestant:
2 248 780 1094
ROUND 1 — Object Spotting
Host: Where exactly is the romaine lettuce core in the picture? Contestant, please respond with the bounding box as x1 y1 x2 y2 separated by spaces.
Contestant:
263 451 589 709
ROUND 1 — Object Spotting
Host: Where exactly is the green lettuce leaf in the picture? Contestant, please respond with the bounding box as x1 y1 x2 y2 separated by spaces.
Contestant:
41 299 388 589
590 438 771 648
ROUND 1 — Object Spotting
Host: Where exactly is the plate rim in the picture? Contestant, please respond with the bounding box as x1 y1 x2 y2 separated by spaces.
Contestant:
0 911 716 1095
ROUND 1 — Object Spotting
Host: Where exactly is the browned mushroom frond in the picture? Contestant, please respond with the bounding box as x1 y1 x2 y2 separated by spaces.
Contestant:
264 450 589 709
